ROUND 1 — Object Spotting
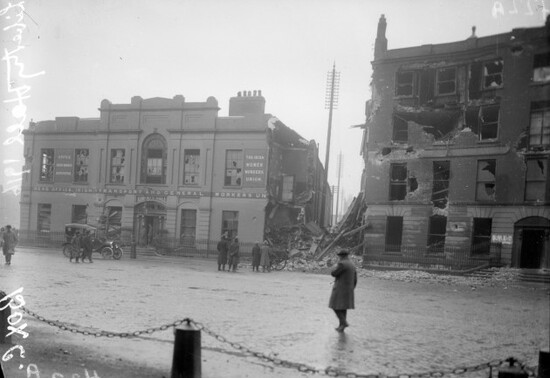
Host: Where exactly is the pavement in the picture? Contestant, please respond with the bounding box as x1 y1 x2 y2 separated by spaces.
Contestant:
0 247 548 378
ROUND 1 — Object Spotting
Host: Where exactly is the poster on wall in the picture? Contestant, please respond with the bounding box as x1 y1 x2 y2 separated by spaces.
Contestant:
243 149 267 188
54 149 74 183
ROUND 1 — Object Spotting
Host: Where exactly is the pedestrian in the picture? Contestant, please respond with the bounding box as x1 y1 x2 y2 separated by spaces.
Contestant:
228 237 240 272
81 230 94 263
260 240 271 272
2 225 18 266
251 241 261 272
328 249 357 332
217 233 228 271
69 231 82 263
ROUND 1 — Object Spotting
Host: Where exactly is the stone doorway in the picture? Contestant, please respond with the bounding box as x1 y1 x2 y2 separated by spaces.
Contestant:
513 216 550 269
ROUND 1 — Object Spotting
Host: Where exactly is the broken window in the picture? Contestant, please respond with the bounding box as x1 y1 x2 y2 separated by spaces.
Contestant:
529 102 550 147
476 159 496 201
525 158 548 201
385 216 403 253
392 115 408 142
395 71 415 97
40 149 54 182
469 62 482 100
427 215 447 254
436 67 456 95
419 69 436 103
471 218 492 255
466 105 499 140
432 161 450 209
389 163 407 200
221 210 239 239
533 52 550 82
483 60 503 88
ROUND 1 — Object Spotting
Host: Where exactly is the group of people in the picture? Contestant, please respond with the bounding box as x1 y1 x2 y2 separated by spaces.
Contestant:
251 240 272 272
1 225 18 265
216 233 240 272
69 230 94 263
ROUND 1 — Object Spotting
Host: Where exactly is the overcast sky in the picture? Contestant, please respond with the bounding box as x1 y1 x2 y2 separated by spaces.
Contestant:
1 0 546 210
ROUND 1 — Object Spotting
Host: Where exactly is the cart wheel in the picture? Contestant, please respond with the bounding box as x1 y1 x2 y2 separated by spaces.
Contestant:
101 247 113 259
113 248 123 260
271 258 287 271
63 245 72 258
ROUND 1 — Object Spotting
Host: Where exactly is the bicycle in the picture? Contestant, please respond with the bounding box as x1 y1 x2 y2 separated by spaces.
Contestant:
269 249 288 271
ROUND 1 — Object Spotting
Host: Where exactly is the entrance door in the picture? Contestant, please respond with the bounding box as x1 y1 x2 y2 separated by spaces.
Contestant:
520 229 545 268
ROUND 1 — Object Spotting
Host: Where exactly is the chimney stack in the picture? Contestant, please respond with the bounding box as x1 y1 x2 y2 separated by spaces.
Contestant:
374 14 387 59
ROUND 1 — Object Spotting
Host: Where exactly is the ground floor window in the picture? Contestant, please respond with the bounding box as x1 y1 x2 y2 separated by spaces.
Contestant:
221 211 239 239
180 209 197 245
385 216 403 253
71 205 87 224
37 203 51 233
427 215 447 253
471 218 492 255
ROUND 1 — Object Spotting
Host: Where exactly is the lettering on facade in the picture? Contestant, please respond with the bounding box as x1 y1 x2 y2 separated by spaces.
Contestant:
491 234 513 245
243 149 266 188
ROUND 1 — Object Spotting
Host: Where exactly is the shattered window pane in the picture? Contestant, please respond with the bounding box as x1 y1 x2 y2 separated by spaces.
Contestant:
392 115 408 142
385 216 403 253
432 161 450 209
533 53 550 82
436 67 456 95
183 149 200 185
396 71 414 96
483 59 503 88
389 163 407 200
480 105 499 140
525 159 548 201
529 102 550 147
471 218 492 255
427 215 447 253
476 159 496 201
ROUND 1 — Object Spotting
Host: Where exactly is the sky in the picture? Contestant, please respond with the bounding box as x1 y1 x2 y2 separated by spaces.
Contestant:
1 0 547 216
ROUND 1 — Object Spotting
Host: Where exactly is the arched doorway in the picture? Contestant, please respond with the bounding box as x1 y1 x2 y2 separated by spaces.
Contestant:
134 201 166 246
513 216 550 269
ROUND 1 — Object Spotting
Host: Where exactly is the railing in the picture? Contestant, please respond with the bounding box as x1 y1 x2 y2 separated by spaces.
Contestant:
363 242 502 272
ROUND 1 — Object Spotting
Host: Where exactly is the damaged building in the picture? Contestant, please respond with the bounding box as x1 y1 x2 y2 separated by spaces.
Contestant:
360 15 549 270
19 91 331 250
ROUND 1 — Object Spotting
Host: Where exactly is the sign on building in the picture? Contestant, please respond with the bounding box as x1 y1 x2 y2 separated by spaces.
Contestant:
54 149 74 183
243 149 266 188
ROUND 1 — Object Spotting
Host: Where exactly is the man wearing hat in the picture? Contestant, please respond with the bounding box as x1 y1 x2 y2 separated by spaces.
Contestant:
328 249 357 332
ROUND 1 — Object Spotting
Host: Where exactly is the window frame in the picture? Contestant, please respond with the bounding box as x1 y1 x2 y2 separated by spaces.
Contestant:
110 149 126 184
529 102 550 148
524 158 548 202
37 203 52 233
395 71 415 97
389 163 407 201
471 218 493 255
39 149 55 182
392 115 408 143
432 161 450 209
183 149 201 185
479 105 500 140
385 216 403 253
435 67 457 96
74 149 89 183
476 159 497 201
427 215 447 254
71 204 88 224
141 134 167 184
180 209 197 246
533 52 550 83
221 210 239 239
482 59 504 89
224 150 243 187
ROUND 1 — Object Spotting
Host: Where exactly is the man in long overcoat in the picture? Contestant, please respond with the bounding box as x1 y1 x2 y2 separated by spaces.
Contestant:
228 237 240 272
217 233 228 271
2 225 18 266
328 249 357 332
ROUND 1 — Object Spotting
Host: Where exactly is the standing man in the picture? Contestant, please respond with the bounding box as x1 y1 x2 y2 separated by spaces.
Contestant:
69 231 82 263
217 233 228 271
251 241 261 272
260 240 271 273
328 249 357 332
228 237 240 272
2 225 18 266
81 230 94 263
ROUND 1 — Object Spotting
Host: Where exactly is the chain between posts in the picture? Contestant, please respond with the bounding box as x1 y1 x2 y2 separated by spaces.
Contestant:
20 307 537 377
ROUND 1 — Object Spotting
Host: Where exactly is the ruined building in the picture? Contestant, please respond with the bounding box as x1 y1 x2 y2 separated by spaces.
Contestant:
360 15 549 269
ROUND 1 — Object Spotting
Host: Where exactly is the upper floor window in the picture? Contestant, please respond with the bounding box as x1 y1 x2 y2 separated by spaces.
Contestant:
466 105 499 140
533 52 550 83
392 115 408 142
39 149 54 182
389 163 407 200
110 149 125 184
141 134 167 184
483 60 503 88
432 161 450 209
395 71 415 97
436 67 456 95
224 150 243 187
74 149 89 183
529 102 550 147
476 159 496 201
183 149 200 185
525 158 548 202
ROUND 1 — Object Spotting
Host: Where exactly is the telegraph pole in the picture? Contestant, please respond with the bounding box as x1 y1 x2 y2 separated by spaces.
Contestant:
321 63 340 227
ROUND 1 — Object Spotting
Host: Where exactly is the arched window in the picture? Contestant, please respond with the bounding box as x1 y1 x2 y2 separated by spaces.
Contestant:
141 134 167 184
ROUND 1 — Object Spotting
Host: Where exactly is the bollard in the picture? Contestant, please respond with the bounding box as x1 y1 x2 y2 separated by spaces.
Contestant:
539 350 550 378
171 319 201 378
130 241 136 259
0 291 11 344
499 358 528 378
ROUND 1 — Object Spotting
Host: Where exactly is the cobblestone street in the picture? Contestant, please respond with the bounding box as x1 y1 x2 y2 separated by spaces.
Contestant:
1 247 549 377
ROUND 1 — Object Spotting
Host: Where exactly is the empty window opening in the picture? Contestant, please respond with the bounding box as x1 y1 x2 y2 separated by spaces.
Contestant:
483 60 503 88
389 163 407 200
396 71 415 97
180 209 197 246
409 176 418 192
476 159 496 201
471 218 492 255
436 67 456 95
71 205 87 224
432 161 450 209
529 101 550 147
533 52 550 82
466 105 499 140
525 159 548 201
392 115 408 142
385 216 403 253
427 215 447 253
